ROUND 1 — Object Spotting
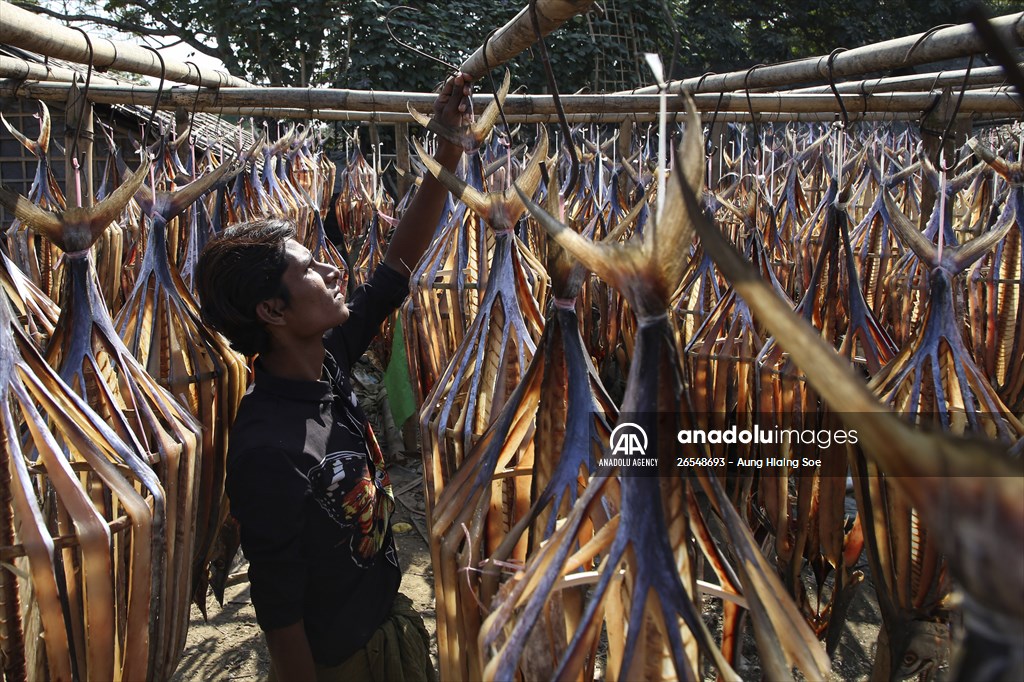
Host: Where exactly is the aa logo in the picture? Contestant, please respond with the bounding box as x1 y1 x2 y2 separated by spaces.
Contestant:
610 422 648 456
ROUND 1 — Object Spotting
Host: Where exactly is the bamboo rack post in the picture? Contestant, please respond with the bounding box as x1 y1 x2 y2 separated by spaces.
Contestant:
0 0 251 87
395 123 412 199
458 0 596 78
617 119 632 198
64 79 94 207
919 87 959 230
708 118 728 187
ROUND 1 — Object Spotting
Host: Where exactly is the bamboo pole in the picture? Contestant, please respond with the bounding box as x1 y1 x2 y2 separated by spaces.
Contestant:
458 0 596 78
0 54 121 85
4 81 1022 115
786 64 1013 95
0 104 999 125
395 122 412 198
0 0 251 88
627 13 1024 95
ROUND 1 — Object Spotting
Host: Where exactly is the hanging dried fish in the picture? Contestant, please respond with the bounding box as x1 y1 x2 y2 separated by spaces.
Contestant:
880 158 974 345
847 155 904 316
432 176 619 680
0 158 204 680
408 70 511 153
334 143 381 264
967 141 1024 415
116 157 248 623
0 246 59 350
754 182 876 651
416 129 549 509
687 195 786 462
92 125 141 315
679 161 1024 681
0 292 165 681
2 102 66 302
402 171 484 407
510 102 830 681
858 200 1022 677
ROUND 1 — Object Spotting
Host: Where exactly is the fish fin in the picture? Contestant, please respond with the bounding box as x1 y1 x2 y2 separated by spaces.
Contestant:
471 69 511 144
516 181 642 293
0 185 63 242
411 137 489 217
81 158 152 246
949 207 1016 270
501 127 547 215
162 156 240 220
652 95 703 291
1 111 38 155
883 190 938 266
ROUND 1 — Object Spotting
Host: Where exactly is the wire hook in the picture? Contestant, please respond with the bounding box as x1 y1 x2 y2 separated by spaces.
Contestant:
827 48 850 129
67 26 95 166
141 45 167 145
743 64 764 163
384 6 461 74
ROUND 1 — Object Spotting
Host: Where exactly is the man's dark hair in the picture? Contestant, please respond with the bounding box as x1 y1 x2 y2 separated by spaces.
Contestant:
196 218 296 356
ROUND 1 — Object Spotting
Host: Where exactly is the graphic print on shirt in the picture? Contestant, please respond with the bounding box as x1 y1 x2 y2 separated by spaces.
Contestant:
308 450 395 568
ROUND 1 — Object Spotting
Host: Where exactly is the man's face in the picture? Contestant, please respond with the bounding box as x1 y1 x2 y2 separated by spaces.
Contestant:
274 238 348 338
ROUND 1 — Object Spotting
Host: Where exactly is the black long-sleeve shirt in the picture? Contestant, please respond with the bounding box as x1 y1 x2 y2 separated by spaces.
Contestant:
226 263 408 666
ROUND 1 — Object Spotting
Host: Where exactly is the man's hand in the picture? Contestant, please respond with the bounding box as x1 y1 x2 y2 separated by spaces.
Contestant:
383 72 473 274
433 72 474 135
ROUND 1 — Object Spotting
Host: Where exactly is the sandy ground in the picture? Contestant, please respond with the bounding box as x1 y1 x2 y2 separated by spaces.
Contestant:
171 457 436 682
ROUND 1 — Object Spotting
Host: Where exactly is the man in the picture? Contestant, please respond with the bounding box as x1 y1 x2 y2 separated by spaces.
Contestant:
196 72 472 681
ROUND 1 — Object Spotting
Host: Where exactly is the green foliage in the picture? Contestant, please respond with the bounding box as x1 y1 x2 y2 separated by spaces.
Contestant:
101 0 346 85
669 0 1024 78
36 0 1024 90
332 1 668 93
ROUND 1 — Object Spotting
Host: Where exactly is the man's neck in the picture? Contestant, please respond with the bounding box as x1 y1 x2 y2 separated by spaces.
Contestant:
258 340 327 382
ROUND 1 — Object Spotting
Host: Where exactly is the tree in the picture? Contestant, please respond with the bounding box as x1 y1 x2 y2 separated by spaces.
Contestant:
14 0 1024 90
669 0 1024 78
17 0 673 91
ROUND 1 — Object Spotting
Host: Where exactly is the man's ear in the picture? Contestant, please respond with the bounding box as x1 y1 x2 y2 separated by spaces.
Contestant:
256 297 287 326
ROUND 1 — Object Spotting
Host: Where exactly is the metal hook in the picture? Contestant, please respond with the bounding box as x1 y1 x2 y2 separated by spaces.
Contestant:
695 71 715 94
384 6 461 74
482 30 511 142
903 23 955 65
706 91 726 158
184 60 204 146
743 64 764 163
67 26 95 165
140 45 167 145
939 54 975 172
827 48 850 129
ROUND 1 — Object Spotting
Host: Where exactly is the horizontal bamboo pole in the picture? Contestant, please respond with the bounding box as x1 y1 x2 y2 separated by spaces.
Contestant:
458 0 596 78
141 109 1012 124
628 13 1024 95
0 0 251 88
4 80 1022 116
786 64 1013 94
0 54 121 85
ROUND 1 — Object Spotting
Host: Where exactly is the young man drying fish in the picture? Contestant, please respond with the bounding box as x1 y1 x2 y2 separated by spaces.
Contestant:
196 72 473 681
